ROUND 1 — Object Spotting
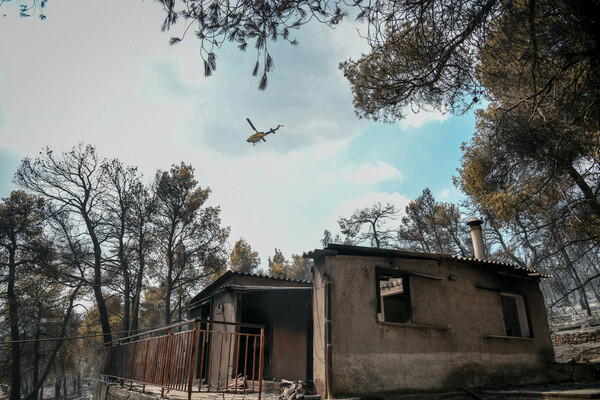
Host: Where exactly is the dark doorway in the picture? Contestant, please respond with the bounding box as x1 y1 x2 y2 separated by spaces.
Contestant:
240 306 273 379
195 301 212 380
240 291 312 381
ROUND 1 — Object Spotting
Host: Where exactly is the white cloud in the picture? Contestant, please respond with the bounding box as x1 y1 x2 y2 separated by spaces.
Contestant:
440 188 451 198
398 109 449 130
326 192 411 228
342 161 403 184
325 18 370 61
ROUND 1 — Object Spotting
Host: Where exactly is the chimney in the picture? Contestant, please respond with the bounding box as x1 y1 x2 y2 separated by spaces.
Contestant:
466 218 486 259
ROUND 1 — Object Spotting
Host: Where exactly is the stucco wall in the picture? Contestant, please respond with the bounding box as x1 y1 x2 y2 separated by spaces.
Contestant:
312 264 327 396
207 292 238 388
313 254 554 396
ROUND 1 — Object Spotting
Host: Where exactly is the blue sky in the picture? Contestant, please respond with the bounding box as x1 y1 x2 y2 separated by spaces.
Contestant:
0 0 476 265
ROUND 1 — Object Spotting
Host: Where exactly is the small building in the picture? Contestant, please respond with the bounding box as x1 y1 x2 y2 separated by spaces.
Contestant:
305 244 554 397
189 222 554 397
188 271 313 382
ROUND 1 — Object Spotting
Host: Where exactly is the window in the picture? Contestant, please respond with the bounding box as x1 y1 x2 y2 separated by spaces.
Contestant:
376 269 411 323
500 292 531 338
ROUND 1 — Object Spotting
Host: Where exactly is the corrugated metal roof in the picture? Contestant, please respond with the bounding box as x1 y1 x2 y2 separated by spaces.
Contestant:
223 270 312 284
188 270 312 308
304 244 549 279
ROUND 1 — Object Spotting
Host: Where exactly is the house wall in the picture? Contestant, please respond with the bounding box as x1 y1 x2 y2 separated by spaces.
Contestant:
312 264 327 396
312 255 555 396
207 291 238 388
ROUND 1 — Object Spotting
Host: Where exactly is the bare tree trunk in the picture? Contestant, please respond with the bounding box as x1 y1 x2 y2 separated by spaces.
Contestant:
8 246 21 400
570 265 592 316
54 379 60 400
178 293 183 324
559 247 592 316
165 245 174 325
82 205 112 344
121 258 131 336
119 223 130 336
130 231 147 334
32 323 42 400
76 374 81 398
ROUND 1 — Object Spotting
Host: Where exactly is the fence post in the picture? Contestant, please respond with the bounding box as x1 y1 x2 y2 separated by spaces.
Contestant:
198 331 207 392
216 332 225 391
142 333 152 393
187 321 199 400
258 328 264 400
161 328 173 397
129 340 137 390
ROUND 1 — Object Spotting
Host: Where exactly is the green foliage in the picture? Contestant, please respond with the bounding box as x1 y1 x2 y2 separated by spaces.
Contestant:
289 254 313 282
138 285 167 331
267 249 312 281
341 0 600 125
398 189 472 256
229 238 261 274
267 248 289 278
152 162 230 324
454 0 600 272
0 190 49 261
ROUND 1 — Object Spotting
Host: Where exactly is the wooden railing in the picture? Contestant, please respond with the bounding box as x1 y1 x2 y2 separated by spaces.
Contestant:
99 319 265 400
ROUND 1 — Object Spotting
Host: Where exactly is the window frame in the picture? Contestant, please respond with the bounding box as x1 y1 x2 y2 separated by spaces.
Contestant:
499 291 532 338
375 267 412 324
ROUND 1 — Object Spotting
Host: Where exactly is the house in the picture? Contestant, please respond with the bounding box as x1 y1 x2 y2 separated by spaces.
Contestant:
305 242 554 397
189 222 554 397
188 271 313 382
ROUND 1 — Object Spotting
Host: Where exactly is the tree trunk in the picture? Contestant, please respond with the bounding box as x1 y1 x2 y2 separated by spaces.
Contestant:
8 245 21 400
165 283 172 325
178 293 183 324
119 220 130 336
131 230 146 334
76 374 81 398
565 257 592 317
121 258 131 336
23 377 29 398
54 379 60 400
32 322 42 400
165 246 174 325
81 205 112 344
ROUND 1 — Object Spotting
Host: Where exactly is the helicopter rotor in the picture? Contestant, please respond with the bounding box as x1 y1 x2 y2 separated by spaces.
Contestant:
246 118 259 133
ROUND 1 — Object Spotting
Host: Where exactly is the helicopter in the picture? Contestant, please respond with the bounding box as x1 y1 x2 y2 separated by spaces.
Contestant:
246 118 283 144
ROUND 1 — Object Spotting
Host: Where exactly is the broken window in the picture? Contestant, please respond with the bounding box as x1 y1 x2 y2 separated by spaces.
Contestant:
376 269 411 323
500 292 531 338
